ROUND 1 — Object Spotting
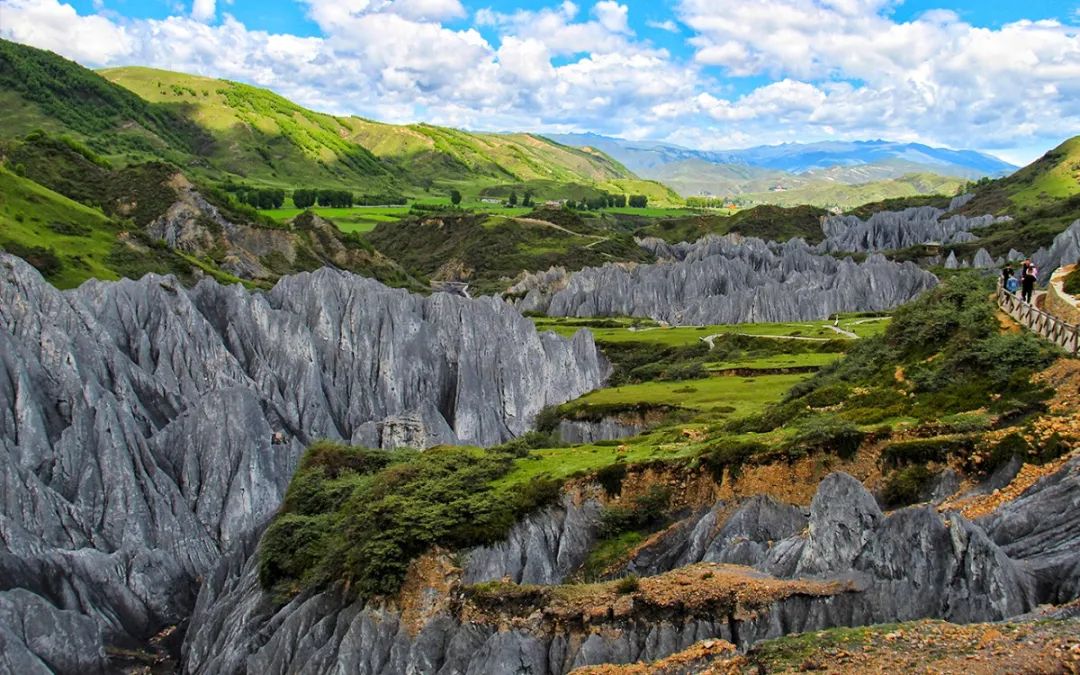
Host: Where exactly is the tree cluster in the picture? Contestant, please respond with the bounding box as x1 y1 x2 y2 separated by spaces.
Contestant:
293 189 354 209
237 187 285 209
566 193 629 210
628 195 649 208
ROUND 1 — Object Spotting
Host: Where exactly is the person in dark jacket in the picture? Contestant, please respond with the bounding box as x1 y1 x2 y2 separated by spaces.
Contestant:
1021 260 1037 303
1002 264 1014 289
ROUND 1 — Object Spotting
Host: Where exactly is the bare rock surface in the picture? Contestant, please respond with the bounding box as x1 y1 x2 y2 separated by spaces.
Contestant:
0 254 606 671
182 464 1080 674
515 235 937 325
818 206 1005 253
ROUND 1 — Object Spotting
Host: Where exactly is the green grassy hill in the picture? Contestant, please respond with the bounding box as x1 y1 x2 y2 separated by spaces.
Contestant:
98 65 674 200
0 39 211 162
0 164 123 287
633 204 829 244
365 209 654 295
738 173 965 210
961 136 1080 214
949 136 1080 255
0 39 672 203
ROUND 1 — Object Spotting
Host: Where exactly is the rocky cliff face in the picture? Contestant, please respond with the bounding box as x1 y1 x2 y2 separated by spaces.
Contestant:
180 460 1080 674
818 201 1007 253
1033 219 1080 282
0 254 606 671
514 235 937 325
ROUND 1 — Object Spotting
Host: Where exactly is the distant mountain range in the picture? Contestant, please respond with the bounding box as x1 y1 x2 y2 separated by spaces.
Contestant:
546 133 1016 203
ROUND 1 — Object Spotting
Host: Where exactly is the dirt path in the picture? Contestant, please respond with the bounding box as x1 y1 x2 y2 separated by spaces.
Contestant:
513 217 608 244
826 324 859 339
701 332 852 349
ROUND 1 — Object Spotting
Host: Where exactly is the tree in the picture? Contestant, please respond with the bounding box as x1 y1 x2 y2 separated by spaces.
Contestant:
293 189 316 209
629 195 648 208
450 189 462 205
566 199 577 209
613 194 627 208
508 191 518 207
522 191 533 207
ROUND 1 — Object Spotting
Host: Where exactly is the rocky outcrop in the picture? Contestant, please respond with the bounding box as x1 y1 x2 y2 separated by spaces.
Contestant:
818 206 1006 253
137 173 418 287
557 418 644 444
981 456 1080 604
1033 219 1080 283
181 463 1079 674
515 235 937 325
0 254 606 671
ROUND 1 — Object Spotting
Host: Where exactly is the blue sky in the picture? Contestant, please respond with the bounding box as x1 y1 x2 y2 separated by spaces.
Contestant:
3 0 1079 163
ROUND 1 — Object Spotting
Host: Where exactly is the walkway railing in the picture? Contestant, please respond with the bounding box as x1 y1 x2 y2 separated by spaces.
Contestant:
997 284 1080 354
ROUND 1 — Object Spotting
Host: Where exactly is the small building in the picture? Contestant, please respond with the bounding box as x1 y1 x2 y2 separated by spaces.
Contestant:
921 241 942 256
480 198 501 204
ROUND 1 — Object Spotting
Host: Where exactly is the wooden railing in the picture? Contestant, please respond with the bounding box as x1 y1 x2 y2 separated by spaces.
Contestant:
997 284 1080 354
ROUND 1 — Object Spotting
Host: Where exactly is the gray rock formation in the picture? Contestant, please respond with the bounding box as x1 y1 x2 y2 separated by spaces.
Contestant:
182 464 1079 674
515 235 937 325
945 250 960 269
981 456 1080 604
818 206 1005 253
140 174 416 286
1033 219 1080 282
973 248 996 268
0 254 606 671
557 418 644 444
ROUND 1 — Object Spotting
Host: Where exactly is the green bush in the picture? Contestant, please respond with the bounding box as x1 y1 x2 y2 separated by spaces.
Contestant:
880 464 935 507
595 462 629 496
699 439 767 481
259 440 560 601
881 436 976 468
0 240 63 276
615 574 640 594
598 485 672 537
786 416 866 460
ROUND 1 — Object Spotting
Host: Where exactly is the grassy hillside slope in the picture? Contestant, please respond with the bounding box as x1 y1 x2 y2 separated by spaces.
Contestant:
738 173 965 210
0 39 667 202
99 65 672 200
365 209 653 295
951 136 1080 255
0 164 121 287
0 39 211 161
634 204 829 244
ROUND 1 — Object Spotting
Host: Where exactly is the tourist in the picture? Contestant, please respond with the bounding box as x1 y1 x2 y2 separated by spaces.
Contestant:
1021 261 1038 303
1002 264 1013 289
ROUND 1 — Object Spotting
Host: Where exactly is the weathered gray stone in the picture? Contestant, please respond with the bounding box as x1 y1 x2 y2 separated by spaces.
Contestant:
183 466 1073 674
557 418 644 444
796 472 883 576
515 235 936 325
818 206 1004 253
0 254 606 671
1032 219 1080 282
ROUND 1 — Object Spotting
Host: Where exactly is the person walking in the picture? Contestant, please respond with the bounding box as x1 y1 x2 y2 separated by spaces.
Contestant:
1021 260 1037 304
1002 263 1013 289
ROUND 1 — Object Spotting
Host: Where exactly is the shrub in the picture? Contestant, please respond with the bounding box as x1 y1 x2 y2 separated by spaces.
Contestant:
699 439 767 482
595 462 628 496
881 436 976 468
939 412 993 434
259 442 537 601
615 574 640 594
880 464 935 507
786 416 866 460
599 485 672 537
0 240 63 277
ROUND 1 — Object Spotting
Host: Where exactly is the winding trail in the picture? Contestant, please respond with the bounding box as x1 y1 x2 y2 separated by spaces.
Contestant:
700 331 857 349
826 324 859 339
